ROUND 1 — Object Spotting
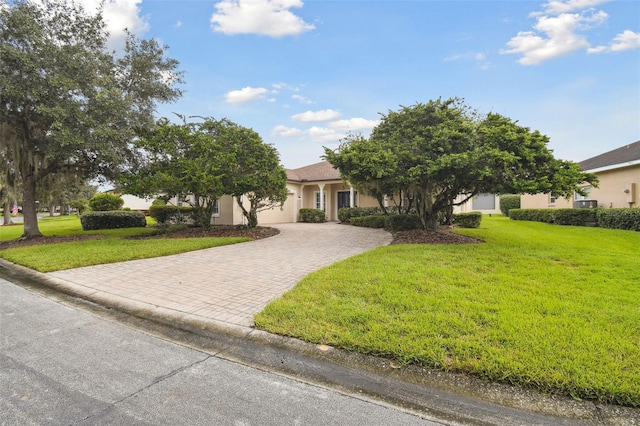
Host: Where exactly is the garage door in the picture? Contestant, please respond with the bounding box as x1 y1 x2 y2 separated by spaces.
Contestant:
257 194 294 224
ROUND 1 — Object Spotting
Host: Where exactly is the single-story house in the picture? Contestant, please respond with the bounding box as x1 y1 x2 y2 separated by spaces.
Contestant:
521 141 640 210
207 160 501 225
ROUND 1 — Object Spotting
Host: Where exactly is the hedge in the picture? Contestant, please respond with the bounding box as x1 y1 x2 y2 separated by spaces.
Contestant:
350 215 387 228
81 211 146 230
149 205 194 224
510 208 640 231
553 208 598 227
453 212 482 228
338 207 381 223
499 195 521 216
509 208 555 223
299 208 326 223
597 208 640 231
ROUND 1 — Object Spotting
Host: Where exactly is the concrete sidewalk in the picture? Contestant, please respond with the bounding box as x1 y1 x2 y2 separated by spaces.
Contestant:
46 222 392 331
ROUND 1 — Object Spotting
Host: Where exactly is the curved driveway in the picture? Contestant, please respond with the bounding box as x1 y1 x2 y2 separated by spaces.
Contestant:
47 223 392 330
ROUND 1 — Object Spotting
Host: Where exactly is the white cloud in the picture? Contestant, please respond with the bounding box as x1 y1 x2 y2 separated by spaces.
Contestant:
610 30 640 52
82 0 150 50
210 0 315 37
175 20 183 29
443 52 492 69
292 94 313 104
272 125 303 137
534 0 609 16
308 126 342 143
501 10 608 65
292 109 341 122
328 118 379 131
225 86 269 103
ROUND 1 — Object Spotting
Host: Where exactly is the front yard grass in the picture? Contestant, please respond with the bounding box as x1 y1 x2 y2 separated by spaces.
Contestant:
0 216 249 272
255 216 640 407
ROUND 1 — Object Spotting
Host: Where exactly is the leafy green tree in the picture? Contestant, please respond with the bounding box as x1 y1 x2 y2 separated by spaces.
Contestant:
325 98 597 231
121 117 288 229
121 117 229 229
211 121 288 228
0 0 183 237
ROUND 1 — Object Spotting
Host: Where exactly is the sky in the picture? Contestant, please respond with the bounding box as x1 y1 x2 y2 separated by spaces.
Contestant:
86 0 639 169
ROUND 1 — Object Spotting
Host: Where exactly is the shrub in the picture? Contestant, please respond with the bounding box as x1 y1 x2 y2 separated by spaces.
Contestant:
509 208 555 223
384 214 422 232
350 215 387 228
553 208 598 226
597 208 640 231
88 193 124 211
81 211 146 230
338 207 381 223
149 205 194 224
499 195 521 216
299 208 326 223
453 212 482 228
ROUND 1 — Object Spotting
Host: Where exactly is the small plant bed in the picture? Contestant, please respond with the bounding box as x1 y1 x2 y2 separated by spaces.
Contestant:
136 225 279 241
391 227 483 245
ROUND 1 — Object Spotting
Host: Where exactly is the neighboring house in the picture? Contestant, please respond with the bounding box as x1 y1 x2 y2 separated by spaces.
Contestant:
521 141 640 209
120 194 154 212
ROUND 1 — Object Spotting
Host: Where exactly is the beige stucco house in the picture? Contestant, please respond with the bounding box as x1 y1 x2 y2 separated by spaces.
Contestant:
521 141 640 210
208 160 501 225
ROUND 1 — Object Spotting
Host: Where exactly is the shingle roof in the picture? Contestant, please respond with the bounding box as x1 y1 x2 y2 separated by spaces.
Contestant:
579 141 640 171
286 161 342 182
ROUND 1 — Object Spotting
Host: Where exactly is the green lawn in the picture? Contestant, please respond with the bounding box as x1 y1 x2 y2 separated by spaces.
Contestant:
255 216 640 407
0 216 249 272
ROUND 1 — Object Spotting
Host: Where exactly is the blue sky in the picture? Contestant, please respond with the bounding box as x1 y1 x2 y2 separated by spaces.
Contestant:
92 0 639 169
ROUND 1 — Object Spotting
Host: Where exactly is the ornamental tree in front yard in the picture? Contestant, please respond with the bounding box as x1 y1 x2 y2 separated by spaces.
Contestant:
325 98 597 231
120 117 287 229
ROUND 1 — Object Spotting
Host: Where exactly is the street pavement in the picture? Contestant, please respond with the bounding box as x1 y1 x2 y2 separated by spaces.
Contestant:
1 277 437 425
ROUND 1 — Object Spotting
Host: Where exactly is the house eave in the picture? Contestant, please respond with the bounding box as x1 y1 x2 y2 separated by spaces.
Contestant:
586 159 640 174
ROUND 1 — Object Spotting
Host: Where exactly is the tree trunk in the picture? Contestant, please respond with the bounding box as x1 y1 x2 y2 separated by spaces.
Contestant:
247 208 258 228
21 175 43 237
2 200 14 226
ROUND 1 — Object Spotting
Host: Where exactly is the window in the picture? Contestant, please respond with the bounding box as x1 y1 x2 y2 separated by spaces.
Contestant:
549 194 556 204
314 191 327 211
211 198 220 217
575 186 592 201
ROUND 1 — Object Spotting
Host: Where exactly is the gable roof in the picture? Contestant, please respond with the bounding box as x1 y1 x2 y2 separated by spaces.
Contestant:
286 161 342 182
579 141 640 172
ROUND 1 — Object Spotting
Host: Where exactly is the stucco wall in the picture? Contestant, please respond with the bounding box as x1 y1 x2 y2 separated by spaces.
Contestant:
520 165 639 209
590 166 639 208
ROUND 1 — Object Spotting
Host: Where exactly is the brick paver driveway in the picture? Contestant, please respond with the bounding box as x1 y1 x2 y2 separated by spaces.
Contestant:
48 223 392 329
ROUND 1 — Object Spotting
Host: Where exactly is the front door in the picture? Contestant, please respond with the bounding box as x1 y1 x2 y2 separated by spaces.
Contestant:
337 191 356 209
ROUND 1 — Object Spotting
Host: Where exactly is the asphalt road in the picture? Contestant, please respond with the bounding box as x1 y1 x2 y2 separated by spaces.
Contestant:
0 278 442 425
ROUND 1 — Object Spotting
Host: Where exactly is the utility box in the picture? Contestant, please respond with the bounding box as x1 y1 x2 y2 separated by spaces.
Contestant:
574 200 598 208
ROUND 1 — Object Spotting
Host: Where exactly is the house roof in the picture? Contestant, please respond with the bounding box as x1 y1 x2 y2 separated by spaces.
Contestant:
286 161 342 182
579 141 640 172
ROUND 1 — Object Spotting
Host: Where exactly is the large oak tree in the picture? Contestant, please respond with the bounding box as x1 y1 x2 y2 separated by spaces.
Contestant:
0 0 183 237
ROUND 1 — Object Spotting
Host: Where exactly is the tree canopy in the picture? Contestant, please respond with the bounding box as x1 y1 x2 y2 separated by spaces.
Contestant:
325 98 597 230
0 0 183 237
120 117 288 229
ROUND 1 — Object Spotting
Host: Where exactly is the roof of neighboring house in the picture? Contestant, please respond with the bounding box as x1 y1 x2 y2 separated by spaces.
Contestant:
579 141 640 171
286 161 342 182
